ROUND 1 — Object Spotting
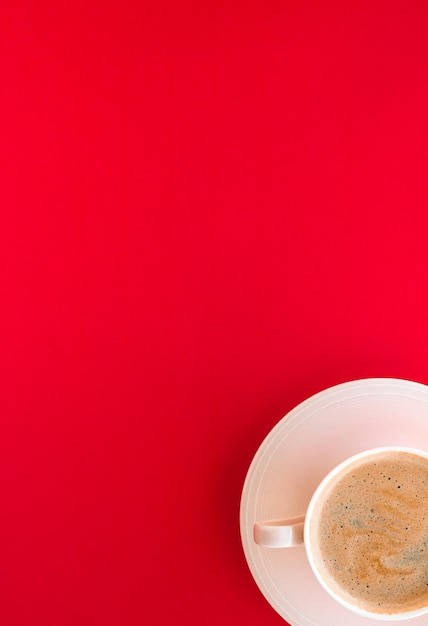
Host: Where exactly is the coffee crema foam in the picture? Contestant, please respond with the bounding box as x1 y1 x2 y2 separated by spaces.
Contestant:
311 451 428 614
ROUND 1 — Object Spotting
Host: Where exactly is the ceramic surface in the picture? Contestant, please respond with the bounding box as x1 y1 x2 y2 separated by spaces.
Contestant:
240 379 428 626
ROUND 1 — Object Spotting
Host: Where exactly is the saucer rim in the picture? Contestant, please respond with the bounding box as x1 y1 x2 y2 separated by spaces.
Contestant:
240 377 428 626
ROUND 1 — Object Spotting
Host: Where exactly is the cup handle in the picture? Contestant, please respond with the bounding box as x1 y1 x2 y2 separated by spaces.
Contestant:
253 515 305 547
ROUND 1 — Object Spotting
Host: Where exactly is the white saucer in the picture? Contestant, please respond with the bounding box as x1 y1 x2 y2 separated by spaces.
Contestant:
240 378 428 626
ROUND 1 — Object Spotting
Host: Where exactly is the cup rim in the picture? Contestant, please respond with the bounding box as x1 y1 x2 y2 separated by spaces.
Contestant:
304 445 428 621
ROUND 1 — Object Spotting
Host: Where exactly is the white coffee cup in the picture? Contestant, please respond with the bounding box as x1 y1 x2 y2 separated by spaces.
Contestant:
254 446 428 621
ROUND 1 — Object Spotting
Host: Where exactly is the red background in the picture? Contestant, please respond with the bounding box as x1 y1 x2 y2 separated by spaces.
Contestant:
1 1 428 624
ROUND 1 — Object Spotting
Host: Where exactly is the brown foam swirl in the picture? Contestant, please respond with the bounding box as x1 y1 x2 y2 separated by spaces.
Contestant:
311 451 428 614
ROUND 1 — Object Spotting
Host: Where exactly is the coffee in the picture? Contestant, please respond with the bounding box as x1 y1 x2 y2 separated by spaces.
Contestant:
310 450 428 614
